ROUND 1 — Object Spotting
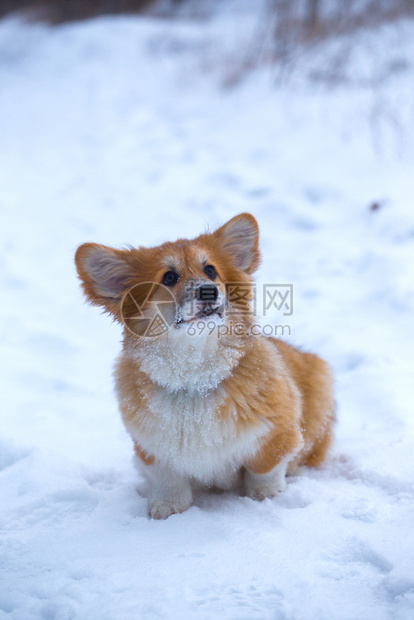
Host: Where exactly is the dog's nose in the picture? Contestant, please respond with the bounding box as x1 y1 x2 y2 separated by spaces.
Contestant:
196 284 219 302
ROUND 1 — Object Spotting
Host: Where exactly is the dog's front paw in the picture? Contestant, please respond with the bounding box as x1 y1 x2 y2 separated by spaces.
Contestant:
148 499 190 520
244 459 289 502
245 481 286 502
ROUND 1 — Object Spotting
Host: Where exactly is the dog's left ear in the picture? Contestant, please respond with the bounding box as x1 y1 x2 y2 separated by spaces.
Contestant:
214 213 260 274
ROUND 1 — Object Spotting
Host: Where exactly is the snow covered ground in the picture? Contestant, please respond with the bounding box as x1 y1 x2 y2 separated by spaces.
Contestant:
1 7 414 620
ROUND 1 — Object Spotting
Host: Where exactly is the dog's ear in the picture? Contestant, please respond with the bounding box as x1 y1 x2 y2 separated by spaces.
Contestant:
214 213 260 274
75 243 134 313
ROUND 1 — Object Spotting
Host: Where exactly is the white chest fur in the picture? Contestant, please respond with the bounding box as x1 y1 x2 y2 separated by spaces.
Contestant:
128 386 270 484
122 329 270 484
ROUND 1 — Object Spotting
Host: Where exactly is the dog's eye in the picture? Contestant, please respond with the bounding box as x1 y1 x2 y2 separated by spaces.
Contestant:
204 265 216 280
162 271 179 286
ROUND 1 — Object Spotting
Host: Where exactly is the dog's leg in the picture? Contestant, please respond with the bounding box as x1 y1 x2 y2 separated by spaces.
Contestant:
244 456 291 501
144 461 193 519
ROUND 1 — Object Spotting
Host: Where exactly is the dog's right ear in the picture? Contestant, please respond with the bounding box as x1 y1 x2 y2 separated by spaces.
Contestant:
75 243 134 314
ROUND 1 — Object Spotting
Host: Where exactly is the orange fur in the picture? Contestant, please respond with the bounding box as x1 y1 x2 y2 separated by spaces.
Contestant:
75 213 335 518
134 443 155 466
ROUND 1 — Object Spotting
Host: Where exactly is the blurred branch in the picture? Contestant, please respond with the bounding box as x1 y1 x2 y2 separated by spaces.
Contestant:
0 0 154 22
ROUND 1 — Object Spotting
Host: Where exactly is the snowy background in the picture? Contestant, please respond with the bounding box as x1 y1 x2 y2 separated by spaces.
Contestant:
1 3 414 619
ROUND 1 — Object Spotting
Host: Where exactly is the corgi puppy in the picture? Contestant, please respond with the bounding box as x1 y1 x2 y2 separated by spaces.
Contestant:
75 213 335 519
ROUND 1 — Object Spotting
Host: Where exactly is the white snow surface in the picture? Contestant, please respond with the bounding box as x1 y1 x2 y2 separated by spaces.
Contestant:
1 8 414 620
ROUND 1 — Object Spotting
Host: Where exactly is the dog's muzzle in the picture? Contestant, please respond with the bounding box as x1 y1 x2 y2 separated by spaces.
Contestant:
175 281 224 324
